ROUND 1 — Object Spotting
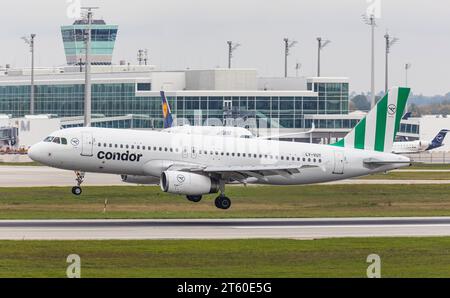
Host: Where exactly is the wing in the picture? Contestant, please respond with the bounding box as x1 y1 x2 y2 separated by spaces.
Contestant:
168 164 323 183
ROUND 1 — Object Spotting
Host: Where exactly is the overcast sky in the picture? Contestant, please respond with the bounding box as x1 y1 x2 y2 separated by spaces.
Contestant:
1 0 449 95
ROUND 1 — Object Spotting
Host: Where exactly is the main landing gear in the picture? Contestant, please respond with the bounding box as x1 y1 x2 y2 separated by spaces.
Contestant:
71 171 85 196
214 181 231 210
215 195 231 210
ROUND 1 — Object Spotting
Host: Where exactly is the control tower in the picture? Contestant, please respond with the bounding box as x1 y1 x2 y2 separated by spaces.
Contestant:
61 18 118 65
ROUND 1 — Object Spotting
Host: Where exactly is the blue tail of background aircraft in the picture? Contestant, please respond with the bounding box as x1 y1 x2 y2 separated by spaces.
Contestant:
161 91 174 129
427 129 449 150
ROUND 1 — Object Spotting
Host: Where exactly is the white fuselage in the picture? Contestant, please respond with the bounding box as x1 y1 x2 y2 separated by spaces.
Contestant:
28 127 410 186
392 140 430 154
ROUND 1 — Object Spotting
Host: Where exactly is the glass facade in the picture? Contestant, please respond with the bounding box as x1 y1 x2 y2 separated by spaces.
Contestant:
400 123 420 134
0 80 352 130
308 81 349 115
61 22 119 65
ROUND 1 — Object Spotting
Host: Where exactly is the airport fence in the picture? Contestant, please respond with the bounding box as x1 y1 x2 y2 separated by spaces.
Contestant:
405 151 450 164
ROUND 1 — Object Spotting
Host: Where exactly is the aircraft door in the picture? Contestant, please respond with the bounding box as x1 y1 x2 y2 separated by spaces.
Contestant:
81 132 94 157
333 151 345 175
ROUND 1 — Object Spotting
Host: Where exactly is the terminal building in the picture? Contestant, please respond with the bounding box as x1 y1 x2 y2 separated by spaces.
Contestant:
0 15 448 152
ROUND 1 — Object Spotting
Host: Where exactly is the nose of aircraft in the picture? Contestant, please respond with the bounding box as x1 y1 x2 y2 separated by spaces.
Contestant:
27 143 44 163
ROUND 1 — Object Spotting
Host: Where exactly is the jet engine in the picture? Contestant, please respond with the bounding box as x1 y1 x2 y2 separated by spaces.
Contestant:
160 171 220 196
121 175 160 185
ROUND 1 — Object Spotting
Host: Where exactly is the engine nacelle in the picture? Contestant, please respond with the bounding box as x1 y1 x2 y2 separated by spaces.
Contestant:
121 175 160 185
160 171 220 196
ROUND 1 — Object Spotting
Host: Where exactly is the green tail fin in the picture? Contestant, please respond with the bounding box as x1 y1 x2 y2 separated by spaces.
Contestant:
331 87 411 152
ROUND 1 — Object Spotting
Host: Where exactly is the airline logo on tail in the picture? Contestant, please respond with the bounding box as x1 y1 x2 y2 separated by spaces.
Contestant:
161 91 174 129
332 87 411 153
428 129 449 150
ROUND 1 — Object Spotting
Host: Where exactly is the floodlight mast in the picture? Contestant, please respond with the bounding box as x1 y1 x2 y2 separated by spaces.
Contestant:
362 14 377 108
317 37 331 77
405 63 412 87
227 41 241 69
284 38 298 78
22 34 36 115
295 62 302 77
81 6 99 127
384 32 399 93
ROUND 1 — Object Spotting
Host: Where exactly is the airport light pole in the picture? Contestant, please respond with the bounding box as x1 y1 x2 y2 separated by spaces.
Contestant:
22 34 36 115
295 62 302 77
227 41 241 69
362 14 377 108
317 37 331 77
82 7 98 127
384 33 399 93
405 63 412 87
284 38 297 78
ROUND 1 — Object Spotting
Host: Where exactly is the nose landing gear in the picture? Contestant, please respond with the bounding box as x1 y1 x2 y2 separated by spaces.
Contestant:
72 171 85 196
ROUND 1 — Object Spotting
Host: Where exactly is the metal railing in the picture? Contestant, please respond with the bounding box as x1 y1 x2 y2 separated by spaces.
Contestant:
404 151 450 164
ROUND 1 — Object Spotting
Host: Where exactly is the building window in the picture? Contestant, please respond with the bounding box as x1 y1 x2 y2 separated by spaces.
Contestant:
137 83 151 91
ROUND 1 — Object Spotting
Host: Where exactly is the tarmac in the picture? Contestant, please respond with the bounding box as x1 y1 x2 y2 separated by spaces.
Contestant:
0 166 449 187
1 217 450 240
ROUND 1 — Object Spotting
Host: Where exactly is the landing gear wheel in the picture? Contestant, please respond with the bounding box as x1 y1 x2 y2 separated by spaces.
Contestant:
187 195 202 203
72 186 82 196
215 196 231 210
72 171 85 196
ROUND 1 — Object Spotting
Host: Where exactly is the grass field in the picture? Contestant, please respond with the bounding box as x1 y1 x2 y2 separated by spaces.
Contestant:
409 163 450 170
360 171 450 180
0 184 450 219
0 237 450 278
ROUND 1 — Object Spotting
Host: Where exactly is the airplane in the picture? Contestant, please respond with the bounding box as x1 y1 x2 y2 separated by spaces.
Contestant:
391 129 449 154
28 87 412 210
160 91 254 138
160 91 315 140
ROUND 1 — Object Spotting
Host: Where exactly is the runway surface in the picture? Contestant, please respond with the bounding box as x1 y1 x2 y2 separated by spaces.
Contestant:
1 166 449 187
2 217 450 240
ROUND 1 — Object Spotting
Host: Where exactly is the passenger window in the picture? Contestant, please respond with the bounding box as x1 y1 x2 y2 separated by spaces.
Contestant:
137 146 140 150
120 145 123 149
131 145 135 149
61 138 68 145
126 145 129 149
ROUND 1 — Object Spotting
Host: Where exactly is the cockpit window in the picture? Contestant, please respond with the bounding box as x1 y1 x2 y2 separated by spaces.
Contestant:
61 138 68 145
52 137 61 144
44 136 54 142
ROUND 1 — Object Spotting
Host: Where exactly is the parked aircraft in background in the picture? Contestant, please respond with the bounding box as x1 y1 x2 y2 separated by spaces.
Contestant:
392 129 449 154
